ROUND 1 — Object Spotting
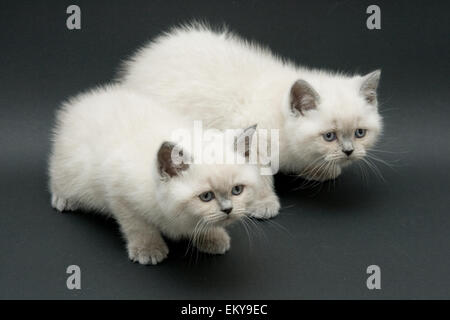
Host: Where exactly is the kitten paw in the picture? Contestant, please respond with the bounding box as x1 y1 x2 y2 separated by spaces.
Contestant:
127 239 169 265
195 228 230 255
51 194 77 212
249 198 280 219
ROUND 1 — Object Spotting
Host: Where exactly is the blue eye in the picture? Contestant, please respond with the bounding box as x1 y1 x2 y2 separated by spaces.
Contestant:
231 185 244 196
199 191 215 202
323 132 337 142
355 129 367 138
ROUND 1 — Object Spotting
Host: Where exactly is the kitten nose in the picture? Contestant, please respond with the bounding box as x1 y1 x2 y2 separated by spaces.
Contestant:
222 207 233 214
343 149 353 156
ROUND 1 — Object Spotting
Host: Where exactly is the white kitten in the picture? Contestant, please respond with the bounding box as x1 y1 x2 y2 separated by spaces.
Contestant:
120 23 383 182
48 85 267 265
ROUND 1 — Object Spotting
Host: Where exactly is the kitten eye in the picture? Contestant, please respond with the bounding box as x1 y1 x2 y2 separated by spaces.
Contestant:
355 128 367 138
323 132 337 142
231 185 244 196
199 191 215 202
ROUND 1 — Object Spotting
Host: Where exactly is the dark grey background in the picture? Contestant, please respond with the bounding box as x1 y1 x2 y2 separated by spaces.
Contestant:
0 0 449 299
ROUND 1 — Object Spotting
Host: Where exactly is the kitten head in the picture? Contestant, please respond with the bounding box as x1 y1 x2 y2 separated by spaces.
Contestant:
154 126 261 234
283 70 383 180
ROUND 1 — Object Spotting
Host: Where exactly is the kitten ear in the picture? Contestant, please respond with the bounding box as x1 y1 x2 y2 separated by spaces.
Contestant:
235 124 257 158
157 141 190 178
290 79 320 116
360 69 381 105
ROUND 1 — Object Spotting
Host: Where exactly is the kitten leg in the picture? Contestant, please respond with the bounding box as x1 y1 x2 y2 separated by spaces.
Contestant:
194 227 230 255
248 175 280 219
51 194 77 212
112 200 169 265
248 194 281 220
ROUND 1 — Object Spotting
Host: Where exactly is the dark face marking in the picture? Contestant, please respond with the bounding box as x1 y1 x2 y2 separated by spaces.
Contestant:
157 141 189 178
290 79 320 116
360 70 381 105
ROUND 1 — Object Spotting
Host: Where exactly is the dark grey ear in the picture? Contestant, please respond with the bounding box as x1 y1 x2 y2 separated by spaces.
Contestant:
235 124 257 158
290 79 320 116
157 141 189 178
360 70 381 105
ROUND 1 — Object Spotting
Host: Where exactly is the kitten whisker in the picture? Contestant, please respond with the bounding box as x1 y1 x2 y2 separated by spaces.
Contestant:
365 153 400 169
331 160 338 190
298 158 328 187
238 216 254 249
185 217 205 259
367 147 408 155
361 157 385 182
260 217 293 238
300 155 327 175
357 161 369 186
243 215 268 241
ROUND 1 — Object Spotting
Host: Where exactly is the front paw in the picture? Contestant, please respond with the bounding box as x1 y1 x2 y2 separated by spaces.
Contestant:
127 238 169 265
194 228 230 255
51 194 77 212
249 197 280 219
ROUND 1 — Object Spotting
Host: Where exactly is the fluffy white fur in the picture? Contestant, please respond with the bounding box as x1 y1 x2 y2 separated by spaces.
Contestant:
48 85 273 265
120 23 383 181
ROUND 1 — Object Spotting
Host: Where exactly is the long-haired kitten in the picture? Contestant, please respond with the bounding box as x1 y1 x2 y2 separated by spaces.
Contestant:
48 85 266 265
120 23 383 182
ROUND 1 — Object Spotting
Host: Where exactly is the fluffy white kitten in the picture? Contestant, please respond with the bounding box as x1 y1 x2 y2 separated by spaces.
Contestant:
48 85 266 265
120 23 383 181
